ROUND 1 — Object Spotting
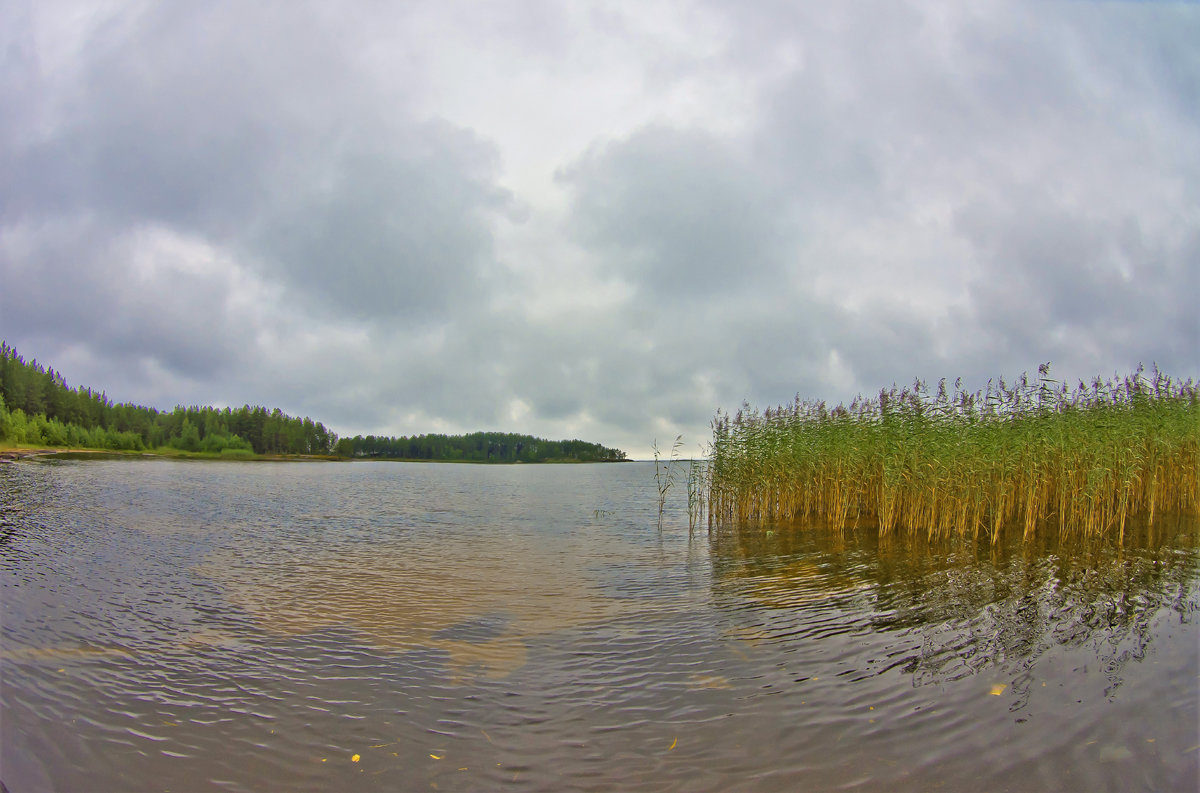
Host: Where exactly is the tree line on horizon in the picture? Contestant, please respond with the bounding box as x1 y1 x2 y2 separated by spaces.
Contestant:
0 342 627 462
335 431 627 462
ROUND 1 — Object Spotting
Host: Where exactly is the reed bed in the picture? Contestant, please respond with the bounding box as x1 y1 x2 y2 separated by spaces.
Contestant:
707 364 1199 543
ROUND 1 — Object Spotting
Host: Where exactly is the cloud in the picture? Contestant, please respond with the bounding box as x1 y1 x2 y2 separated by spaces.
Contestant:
2 0 1198 459
559 126 788 299
246 121 513 320
4 1 518 322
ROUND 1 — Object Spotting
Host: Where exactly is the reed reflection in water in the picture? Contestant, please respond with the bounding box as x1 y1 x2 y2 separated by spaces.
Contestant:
708 516 1199 790
0 459 1196 792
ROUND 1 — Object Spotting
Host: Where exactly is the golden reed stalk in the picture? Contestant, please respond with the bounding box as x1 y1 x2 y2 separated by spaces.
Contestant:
707 364 1198 543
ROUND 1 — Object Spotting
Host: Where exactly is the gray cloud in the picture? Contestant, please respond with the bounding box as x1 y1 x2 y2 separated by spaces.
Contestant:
0 219 253 381
559 127 788 299
247 122 513 320
3 0 515 324
2 0 1197 458
958 191 1200 375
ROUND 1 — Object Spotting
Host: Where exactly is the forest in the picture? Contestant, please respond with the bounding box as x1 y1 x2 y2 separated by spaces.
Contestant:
335 432 627 462
0 342 627 462
0 342 337 455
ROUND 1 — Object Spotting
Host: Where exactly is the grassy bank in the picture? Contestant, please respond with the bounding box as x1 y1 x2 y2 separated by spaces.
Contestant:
707 364 1198 543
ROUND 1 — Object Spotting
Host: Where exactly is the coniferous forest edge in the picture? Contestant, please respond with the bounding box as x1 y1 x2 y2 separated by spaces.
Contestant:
0 342 629 463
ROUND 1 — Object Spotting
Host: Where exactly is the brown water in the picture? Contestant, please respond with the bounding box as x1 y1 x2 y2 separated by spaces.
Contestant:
1 458 1197 792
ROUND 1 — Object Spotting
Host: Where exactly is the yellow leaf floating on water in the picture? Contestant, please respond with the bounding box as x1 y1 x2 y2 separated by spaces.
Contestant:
430 754 442 760
669 737 677 751
351 754 360 763
990 684 1007 696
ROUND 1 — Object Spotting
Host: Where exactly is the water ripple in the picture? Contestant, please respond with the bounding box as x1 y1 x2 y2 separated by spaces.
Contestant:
1 461 1197 792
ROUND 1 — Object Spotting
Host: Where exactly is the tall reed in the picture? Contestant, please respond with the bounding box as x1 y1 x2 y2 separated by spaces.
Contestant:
707 364 1199 543
653 435 684 532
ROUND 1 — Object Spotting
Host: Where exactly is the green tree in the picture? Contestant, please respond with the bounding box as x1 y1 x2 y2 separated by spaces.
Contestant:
174 418 201 452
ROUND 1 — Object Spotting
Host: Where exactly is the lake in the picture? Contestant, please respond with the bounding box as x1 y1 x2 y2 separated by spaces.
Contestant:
1 458 1196 792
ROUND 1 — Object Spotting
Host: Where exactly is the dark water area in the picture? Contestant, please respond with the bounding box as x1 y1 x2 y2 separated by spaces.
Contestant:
1 458 1196 792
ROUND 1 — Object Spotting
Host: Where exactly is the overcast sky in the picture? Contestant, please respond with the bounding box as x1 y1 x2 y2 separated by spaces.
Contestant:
2 0 1197 459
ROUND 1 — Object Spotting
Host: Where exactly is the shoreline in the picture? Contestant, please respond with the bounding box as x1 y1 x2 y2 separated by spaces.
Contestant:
0 446 633 465
0 446 339 463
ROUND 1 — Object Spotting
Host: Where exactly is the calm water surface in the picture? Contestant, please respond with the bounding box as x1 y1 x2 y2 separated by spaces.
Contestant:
1 458 1197 792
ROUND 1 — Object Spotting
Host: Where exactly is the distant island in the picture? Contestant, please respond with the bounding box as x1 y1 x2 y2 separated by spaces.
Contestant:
0 342 628 463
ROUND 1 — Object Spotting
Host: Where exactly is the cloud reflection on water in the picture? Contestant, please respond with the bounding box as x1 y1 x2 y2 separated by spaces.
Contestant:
196 532 638 680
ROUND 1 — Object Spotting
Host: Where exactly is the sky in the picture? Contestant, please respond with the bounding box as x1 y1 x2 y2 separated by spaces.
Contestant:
2 0 1198 459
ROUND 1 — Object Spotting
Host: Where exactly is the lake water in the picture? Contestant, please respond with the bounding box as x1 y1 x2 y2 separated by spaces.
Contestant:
1 458 1197 792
